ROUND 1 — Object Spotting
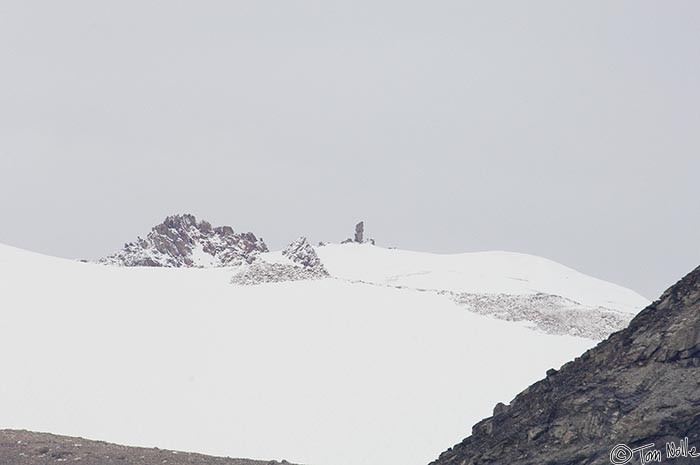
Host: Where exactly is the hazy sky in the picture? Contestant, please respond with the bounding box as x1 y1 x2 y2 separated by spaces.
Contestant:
1 1 699 299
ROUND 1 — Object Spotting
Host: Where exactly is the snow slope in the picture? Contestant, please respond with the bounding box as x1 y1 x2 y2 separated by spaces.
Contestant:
0 243 647 465
316 243 648 313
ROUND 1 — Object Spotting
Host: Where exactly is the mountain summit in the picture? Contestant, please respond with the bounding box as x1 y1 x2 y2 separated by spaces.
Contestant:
430 264 700 465
99 214 268 267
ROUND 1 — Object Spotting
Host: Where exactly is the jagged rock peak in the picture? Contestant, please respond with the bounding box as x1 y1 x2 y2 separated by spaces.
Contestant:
282 237 325 270
430 264 700 465
99 213 268 268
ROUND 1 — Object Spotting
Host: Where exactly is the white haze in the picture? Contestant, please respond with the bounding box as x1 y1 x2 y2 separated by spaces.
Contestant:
1 1 700 299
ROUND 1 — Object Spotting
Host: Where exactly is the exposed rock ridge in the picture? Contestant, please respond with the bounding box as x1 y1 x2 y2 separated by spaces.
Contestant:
99 214 268 267
0 429 293 465
430 264 700 465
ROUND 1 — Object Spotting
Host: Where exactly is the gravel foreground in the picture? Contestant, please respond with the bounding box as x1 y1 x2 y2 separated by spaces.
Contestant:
0 430 295 465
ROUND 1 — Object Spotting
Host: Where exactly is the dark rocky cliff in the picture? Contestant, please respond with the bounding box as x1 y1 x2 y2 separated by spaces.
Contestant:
431 265 700 465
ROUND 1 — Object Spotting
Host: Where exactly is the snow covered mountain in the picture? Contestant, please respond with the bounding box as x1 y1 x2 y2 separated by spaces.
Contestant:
98 214 647 339
100 214 268 267
0 229 648 465
240 240 646 339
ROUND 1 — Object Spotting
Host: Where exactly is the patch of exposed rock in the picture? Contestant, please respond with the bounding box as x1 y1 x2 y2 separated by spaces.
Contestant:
449 292 632 340
430 264 700 465
230 261 328 286
338 277 629 340
0 429 294 465
99 214 268 267
231 237 329 286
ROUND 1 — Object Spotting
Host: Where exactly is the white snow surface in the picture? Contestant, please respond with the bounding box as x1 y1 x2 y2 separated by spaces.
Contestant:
0 243 648 465
315 243 649 314
190 244 217 267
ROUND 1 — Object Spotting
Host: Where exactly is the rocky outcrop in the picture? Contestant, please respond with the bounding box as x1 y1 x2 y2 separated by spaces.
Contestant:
282 237 326 271
431 264 700 465
355 221 364 243
0 429 293 465
99 214 268 267
231 237 329 286
342 221 375 245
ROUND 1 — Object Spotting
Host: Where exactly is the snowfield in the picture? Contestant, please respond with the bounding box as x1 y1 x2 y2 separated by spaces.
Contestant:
0 243 648 465
314 244 648 313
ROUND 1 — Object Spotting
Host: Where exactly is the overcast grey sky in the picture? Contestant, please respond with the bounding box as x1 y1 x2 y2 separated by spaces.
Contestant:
1 1 699 299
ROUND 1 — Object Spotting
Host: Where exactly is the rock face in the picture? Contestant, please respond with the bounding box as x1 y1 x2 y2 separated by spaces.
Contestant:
99 214 268 267
0 429 293 465
431 264 700 465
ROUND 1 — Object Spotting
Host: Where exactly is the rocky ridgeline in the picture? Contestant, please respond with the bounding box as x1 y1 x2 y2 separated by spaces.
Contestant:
231 237 329 286
0 429 292 465
431 264 700 465
99 214 268 267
